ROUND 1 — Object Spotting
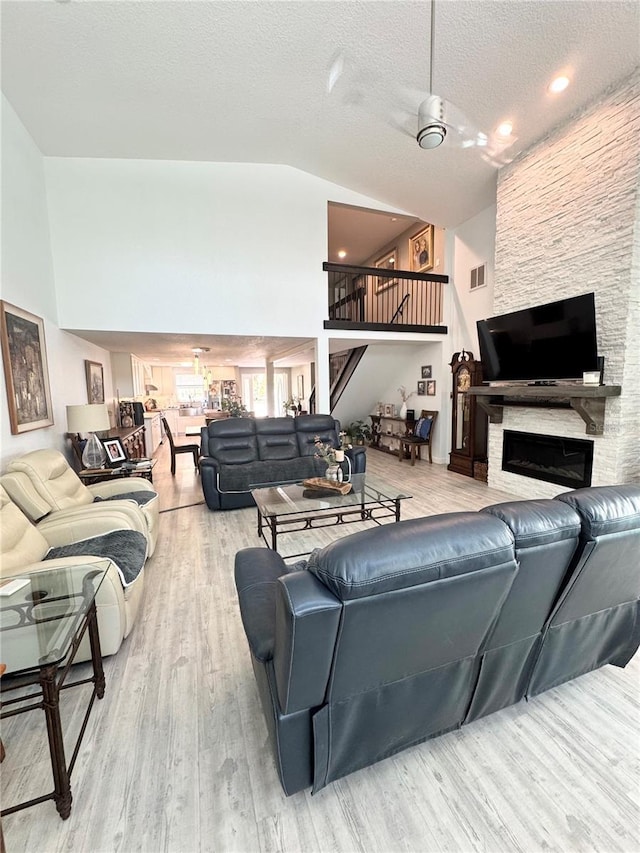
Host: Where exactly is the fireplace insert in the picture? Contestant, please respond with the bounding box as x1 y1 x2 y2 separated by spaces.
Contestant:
502 430 593 489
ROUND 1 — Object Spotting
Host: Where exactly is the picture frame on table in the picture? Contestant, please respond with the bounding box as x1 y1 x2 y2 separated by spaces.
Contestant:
374 248 399 294
421 365 432 379
0 300 54 435
102 437 127 465
384 403 395 417
85 360 105 404
409 225 434 273
426 380 436 396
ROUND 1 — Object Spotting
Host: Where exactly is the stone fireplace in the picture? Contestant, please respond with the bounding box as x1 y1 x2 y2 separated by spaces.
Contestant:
502 430 593 490
486 70 639 498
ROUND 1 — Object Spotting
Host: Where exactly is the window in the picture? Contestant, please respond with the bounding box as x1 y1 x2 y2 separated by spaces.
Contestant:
175 374 206 404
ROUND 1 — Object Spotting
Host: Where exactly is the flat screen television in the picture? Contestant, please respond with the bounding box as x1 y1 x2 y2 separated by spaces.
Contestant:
477 293 598 383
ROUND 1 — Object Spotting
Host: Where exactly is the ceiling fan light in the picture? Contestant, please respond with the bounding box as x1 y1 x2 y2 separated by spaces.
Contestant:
417 123 447 149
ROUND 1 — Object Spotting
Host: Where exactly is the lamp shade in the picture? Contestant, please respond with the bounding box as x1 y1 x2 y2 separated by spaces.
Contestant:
66 404 110 434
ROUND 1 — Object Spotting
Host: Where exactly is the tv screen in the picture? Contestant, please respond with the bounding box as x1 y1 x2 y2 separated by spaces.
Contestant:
477 293 598 383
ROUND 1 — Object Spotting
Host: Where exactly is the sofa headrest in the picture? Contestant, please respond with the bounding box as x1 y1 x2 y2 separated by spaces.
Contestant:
555 484 640 538
7 449 92 515
256 417 296 435
0 484 50 574
294 414 338 434
205 418 256 438
308 512 515 600
482 499 581 548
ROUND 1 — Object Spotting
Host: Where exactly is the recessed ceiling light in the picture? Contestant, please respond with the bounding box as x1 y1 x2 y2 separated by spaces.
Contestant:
338 250 347 259
497 121 513 138
549 75 570 94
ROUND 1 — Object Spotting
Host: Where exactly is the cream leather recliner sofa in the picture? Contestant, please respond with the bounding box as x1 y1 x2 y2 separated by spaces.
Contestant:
2 449 159 557
0 485 146 658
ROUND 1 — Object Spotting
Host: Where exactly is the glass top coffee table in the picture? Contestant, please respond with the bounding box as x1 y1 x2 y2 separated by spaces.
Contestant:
251 473 412 557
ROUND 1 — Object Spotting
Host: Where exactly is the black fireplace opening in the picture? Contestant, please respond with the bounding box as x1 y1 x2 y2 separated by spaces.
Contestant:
502 430 594 489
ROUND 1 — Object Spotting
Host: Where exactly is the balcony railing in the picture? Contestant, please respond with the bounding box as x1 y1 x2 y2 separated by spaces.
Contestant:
323 262 449 333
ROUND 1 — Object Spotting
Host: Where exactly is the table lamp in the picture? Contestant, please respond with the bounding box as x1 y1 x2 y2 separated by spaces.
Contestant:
66 404 111 468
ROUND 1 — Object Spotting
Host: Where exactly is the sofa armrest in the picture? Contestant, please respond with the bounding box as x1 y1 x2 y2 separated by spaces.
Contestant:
37 504 148 546
235 548 288 661
88 480 157 500
345 446 366 474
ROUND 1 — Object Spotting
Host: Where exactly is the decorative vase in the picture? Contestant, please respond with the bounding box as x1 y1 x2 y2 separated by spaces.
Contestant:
325 464 341 481
399 402 407 420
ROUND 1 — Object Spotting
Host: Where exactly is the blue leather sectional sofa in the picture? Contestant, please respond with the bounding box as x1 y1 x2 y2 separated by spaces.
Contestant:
234 483 640 794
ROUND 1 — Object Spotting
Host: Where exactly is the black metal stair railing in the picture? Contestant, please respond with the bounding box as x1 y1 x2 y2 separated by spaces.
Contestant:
324 262 449 333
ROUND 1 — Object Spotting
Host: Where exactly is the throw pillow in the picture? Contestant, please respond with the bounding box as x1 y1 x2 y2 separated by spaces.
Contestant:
414 417 432 440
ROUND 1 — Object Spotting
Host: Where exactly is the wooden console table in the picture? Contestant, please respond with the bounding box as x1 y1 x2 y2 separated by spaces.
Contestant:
468 384 622 436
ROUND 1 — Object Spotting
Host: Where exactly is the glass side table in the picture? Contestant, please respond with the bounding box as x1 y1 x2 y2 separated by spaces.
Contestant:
0 560 109 819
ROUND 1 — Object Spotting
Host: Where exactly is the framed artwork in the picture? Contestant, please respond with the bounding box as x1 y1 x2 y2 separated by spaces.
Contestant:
421 365 432 379
0 300 54 435
409 225 434 273
102 437 127 464
417 380 426 396
384 403 395 417
85 360 105 404
374 248 399 294
297 374 304 399
426 380 437 396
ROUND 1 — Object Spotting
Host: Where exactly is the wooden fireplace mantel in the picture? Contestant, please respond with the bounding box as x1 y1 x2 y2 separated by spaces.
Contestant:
468 384 622 436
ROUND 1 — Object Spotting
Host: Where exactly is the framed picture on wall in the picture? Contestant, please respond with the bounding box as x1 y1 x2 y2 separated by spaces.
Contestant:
409 225 434 273
417 380 426 396
0 300 54 435
85 360 105 404
426 380 436 396
421 365 432 379
374 248 399 293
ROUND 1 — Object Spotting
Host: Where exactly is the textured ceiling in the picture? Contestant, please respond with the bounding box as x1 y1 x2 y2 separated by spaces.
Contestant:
3 1 639 228
3 0 639 366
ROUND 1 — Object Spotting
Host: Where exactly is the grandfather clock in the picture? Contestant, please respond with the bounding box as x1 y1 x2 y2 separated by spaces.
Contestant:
448 350 488 480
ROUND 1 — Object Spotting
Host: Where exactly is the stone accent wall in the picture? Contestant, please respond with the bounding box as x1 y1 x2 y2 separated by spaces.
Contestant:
490 70 640 497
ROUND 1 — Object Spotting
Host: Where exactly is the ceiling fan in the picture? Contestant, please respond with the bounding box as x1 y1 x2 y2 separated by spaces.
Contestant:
327 0 517 167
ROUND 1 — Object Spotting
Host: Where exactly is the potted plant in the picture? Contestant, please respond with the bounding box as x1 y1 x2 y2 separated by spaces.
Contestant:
221 396 249 418
346 420 372 446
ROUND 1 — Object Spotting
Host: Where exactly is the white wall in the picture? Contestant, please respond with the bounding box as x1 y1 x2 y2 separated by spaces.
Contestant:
0 97 115 467
490 70 640 495
44 158 409 338
450 205 496 357
332 340 448 463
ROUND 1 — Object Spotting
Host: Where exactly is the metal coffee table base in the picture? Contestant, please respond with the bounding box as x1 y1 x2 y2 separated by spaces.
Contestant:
256 496 403 556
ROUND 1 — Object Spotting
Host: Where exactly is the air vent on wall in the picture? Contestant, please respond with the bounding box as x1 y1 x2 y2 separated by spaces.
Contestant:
470 263 486 291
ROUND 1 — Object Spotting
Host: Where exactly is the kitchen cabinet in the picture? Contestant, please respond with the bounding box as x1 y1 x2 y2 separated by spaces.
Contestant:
162 409 179 436
143 412 163 457
111 353 153 398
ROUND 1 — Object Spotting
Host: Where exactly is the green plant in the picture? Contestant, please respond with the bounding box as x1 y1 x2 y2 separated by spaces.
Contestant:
347 420 372 444
313 435 340 466
282 396 300 413
221 396 249 418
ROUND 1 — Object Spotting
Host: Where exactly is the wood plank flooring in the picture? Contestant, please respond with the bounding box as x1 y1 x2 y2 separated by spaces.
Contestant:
2 443 639 852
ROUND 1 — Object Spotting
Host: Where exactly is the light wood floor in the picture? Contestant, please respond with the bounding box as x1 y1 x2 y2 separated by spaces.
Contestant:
2 444 639 853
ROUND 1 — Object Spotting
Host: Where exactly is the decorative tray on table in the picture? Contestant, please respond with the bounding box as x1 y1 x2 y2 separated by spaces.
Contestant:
301 477 352 496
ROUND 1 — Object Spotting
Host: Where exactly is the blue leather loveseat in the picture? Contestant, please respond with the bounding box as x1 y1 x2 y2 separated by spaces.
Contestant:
199 414 366 511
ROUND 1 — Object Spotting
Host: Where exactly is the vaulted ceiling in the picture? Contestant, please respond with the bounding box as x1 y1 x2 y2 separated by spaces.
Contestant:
2 1 638 366
3 1 638 228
